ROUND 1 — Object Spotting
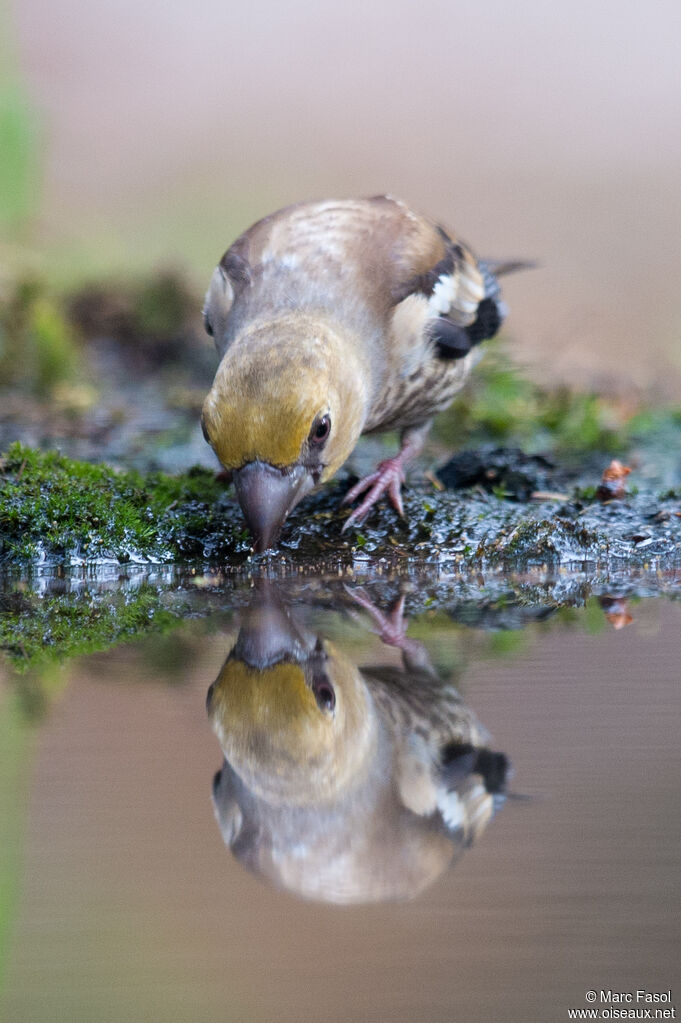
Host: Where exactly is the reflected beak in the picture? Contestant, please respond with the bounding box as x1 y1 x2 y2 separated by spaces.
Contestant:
234 586 315 666
233 460 310 552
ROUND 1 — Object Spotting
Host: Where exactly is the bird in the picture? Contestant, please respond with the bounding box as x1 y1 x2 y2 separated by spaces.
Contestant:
207 583 509 903
201 195 527 551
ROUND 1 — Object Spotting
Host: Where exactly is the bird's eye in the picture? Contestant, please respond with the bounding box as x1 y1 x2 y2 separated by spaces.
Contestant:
310 414 331 446
203 315 214 337
200 414 211 444
312 679 336 712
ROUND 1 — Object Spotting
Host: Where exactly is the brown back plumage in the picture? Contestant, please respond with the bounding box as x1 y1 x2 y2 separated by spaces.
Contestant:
202 196 513 478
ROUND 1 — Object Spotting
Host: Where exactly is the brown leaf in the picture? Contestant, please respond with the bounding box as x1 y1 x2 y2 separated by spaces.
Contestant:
596 459 632 501
599 595 634 629
601 459 632 483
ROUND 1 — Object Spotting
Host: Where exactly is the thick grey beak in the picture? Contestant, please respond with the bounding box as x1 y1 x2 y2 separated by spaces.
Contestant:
233 460 309 552
233 585 316 667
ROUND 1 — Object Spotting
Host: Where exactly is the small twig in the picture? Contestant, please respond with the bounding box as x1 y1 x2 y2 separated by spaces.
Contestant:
531 490 569 501
424 470 444 492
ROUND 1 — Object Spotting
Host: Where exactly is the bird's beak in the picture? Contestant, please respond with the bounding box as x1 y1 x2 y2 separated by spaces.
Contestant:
233 460 311 552
233 584 315 667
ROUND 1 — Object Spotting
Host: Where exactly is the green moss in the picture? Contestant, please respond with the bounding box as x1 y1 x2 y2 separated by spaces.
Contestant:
0 582 185 676
0 281 80 395
0 269 209 404
434 343 633 455
0 442 245 566
2 429 681 576
30 294 80 393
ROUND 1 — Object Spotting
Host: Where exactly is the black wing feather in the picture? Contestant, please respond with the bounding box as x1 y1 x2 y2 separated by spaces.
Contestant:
431 296 503 360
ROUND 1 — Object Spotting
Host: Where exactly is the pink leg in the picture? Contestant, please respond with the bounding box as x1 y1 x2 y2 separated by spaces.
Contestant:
345 586 434 672
341 420 431 531
347 587 410 645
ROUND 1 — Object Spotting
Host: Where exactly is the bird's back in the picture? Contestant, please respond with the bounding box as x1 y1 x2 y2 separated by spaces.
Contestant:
214 196 503 426
219 197 440 335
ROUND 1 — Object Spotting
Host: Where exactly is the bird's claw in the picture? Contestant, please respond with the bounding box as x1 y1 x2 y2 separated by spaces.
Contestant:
341 458 406 532
344 587 410 646
345 586 433 671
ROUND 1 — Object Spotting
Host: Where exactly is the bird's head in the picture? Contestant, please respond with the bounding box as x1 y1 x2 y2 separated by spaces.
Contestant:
207 640 376 806
202 314 368 551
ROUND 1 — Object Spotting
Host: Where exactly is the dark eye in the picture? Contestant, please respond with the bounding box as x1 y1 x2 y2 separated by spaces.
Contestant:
312 680 336 712
310 414 331 446
203 315 214 337
200 414 211 444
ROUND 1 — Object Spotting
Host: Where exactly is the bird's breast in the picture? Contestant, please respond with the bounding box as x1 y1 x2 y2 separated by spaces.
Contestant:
364 351 476 434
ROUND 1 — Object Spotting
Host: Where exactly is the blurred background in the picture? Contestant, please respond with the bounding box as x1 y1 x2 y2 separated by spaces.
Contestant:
2 0 680 396
2 10 681 1011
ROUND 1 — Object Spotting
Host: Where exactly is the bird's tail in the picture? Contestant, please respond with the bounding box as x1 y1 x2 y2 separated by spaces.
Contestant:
478 258 537 312
482 258 539 277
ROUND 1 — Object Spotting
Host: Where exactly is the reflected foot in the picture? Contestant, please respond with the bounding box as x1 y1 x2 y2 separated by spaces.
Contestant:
347 587 409 646
345 587 431 670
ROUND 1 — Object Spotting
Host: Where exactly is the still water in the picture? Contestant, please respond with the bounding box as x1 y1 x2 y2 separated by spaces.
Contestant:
1 576 680 1022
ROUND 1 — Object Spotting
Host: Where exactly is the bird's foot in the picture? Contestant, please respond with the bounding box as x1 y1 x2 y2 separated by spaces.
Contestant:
341 456 406 531
345 587 434 670
345 588 410 647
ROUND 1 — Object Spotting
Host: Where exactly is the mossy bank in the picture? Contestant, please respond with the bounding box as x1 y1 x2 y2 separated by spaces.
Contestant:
2 441 681 576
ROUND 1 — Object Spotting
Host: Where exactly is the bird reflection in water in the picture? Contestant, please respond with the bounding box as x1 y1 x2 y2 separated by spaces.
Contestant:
206 584 509 904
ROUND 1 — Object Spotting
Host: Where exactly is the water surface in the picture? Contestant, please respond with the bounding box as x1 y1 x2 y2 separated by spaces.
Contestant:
1 578 679 1022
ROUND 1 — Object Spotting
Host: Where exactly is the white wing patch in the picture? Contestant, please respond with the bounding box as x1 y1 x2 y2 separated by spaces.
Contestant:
428 274 457 315
426 263 486 323
437 780 494 843
437 789 464 830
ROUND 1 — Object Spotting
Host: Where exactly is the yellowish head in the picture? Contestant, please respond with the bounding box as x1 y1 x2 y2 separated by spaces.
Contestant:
201 314 369 550
202 314 366 478
207 639 376 805
204 343 333 473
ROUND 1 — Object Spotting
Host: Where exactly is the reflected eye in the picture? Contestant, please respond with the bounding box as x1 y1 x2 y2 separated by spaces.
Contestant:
309 414 331 447
203 315 214 337
312 680 336 712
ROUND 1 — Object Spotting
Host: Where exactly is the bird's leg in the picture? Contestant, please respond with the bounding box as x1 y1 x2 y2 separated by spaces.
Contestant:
344 587 435 674
347 588 410 646
341 420 431 531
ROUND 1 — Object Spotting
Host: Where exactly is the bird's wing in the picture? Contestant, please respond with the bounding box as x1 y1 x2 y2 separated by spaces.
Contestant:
375 197 505 361
203 230 261 357
202 264 235 358
203 196 508 360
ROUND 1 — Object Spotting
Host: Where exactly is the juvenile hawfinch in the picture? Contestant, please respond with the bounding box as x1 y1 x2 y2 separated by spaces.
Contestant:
201 196 524 551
